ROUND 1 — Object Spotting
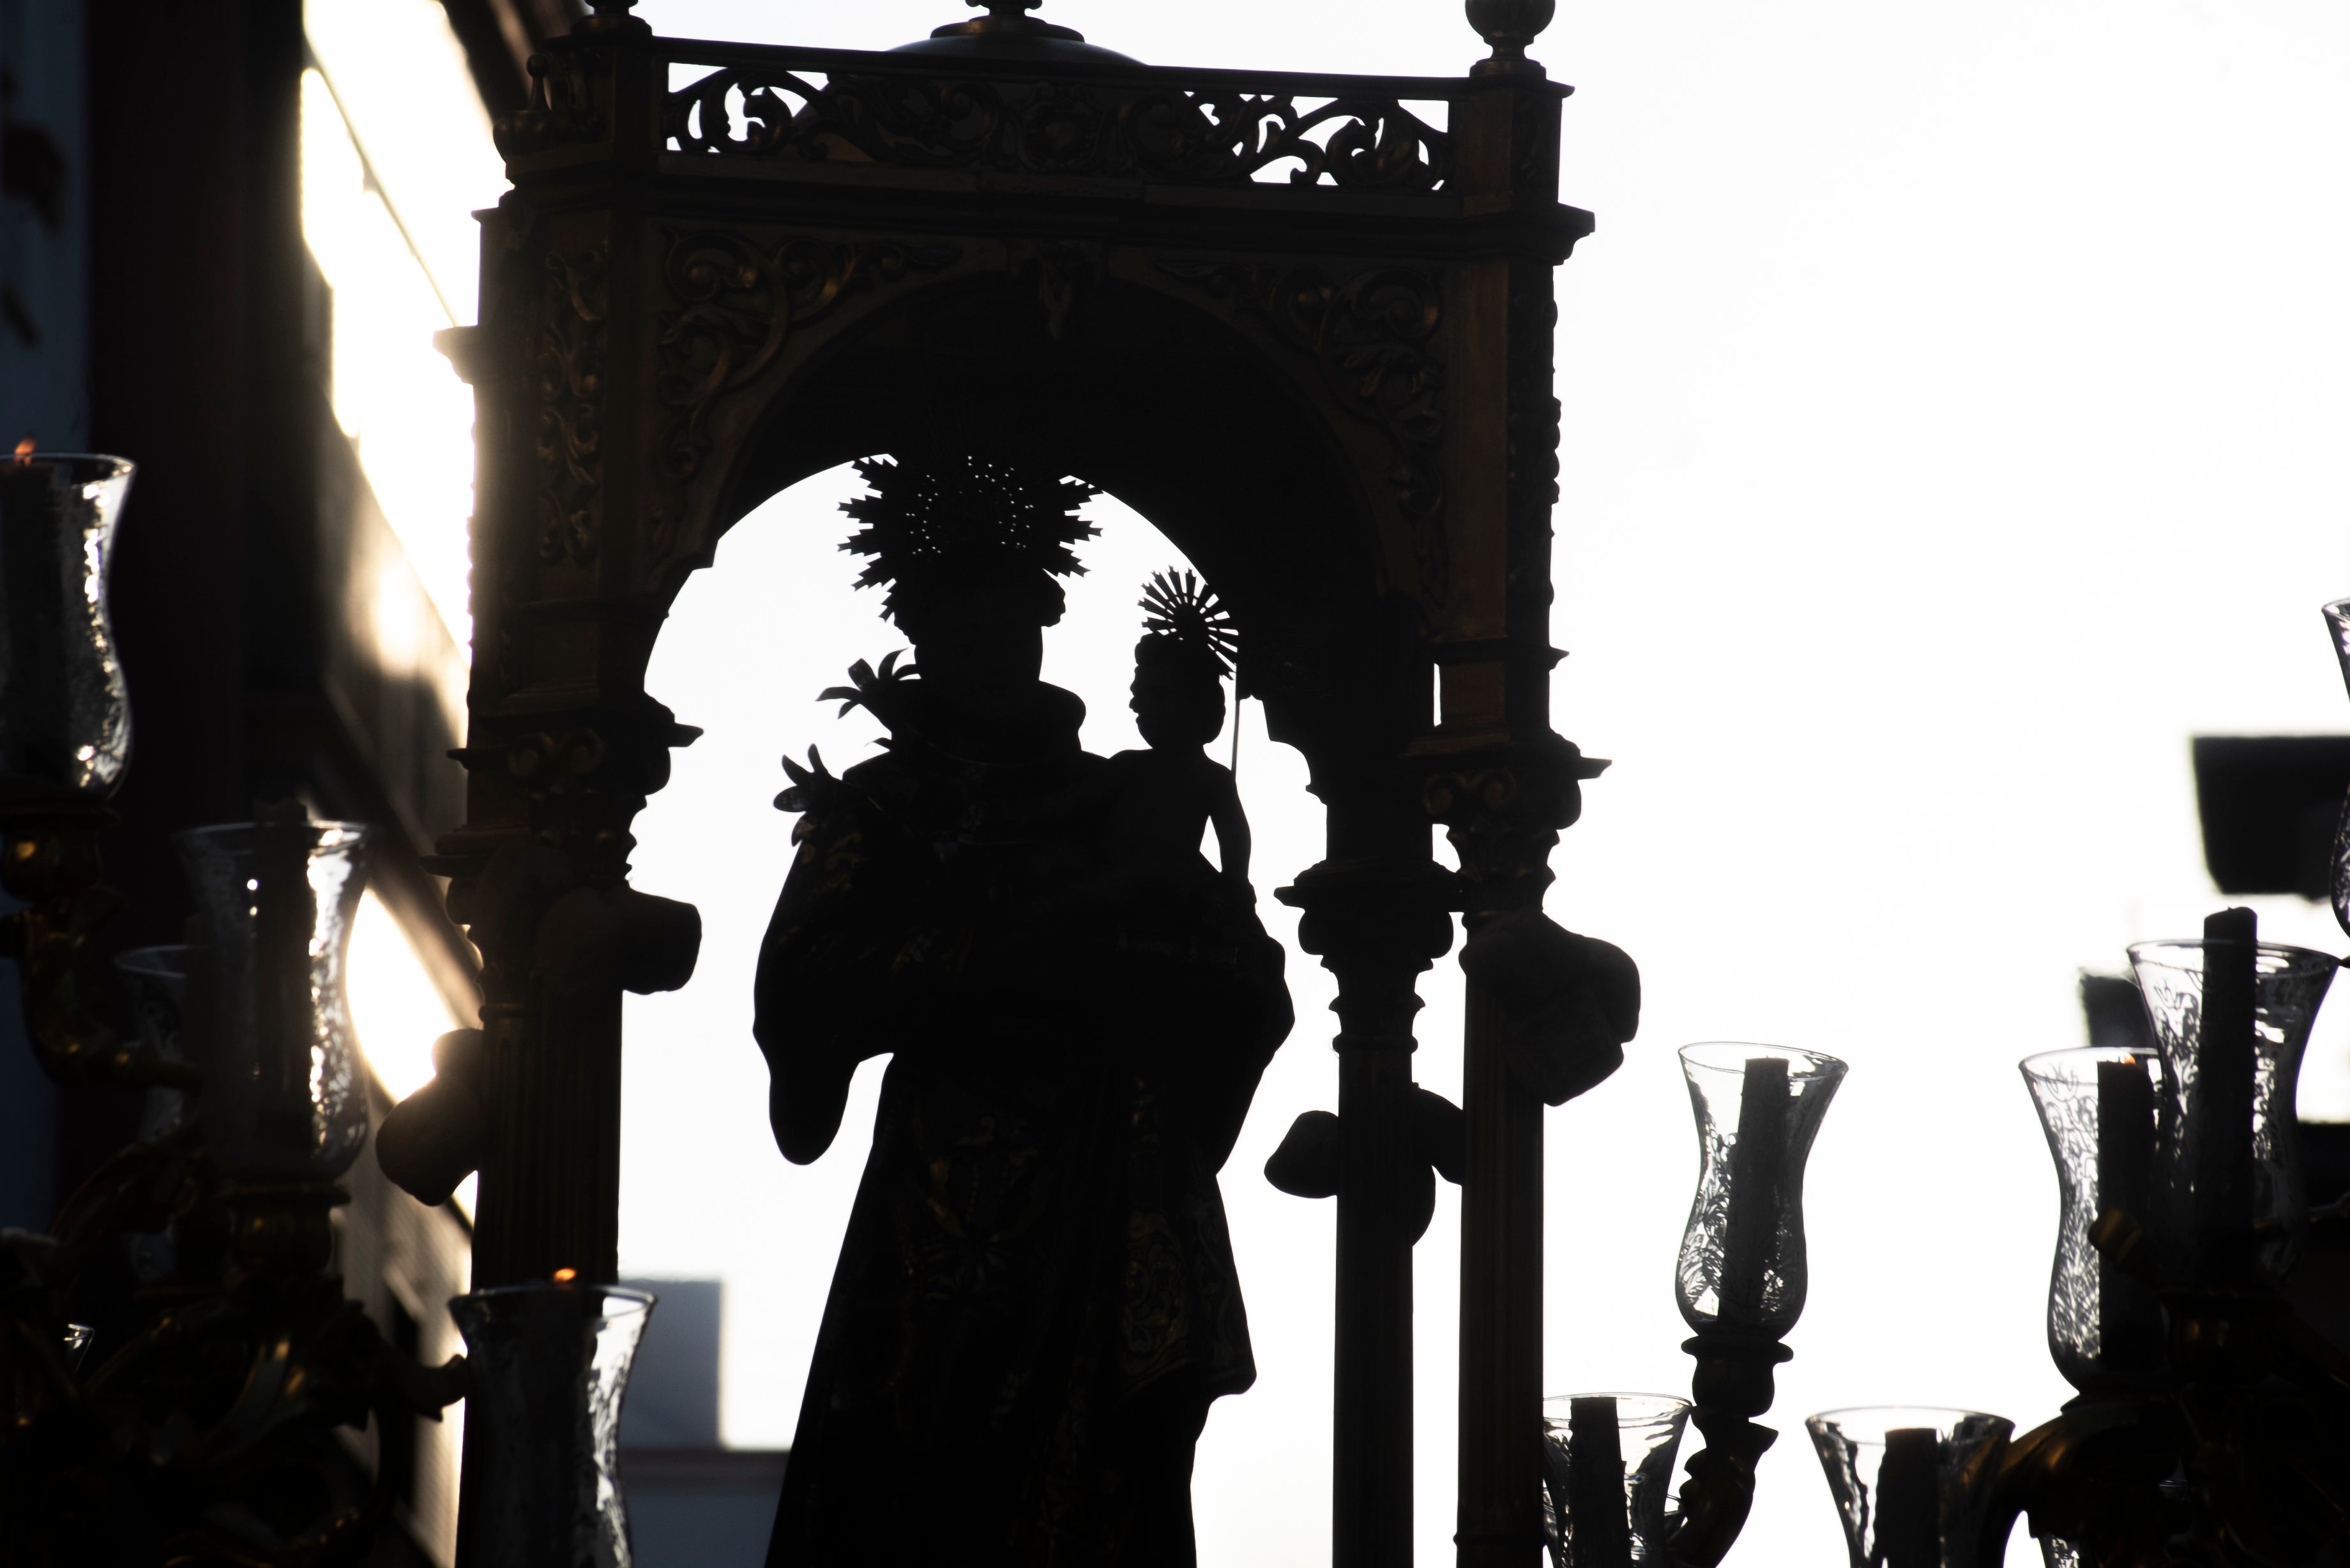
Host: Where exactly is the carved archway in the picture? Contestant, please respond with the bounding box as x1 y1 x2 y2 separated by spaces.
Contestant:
674 268 1440 776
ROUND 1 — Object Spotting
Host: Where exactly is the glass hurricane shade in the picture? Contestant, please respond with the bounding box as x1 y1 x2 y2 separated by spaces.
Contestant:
2327 599 2350 940
0 455 132 801
1539 1393 1690 1567
2020 1047 2167 1391
2127 939 2332 1280
451 1283 655 1568
172 820 375 1181
1676 1043 1847 1335
1806 1407 2013 1568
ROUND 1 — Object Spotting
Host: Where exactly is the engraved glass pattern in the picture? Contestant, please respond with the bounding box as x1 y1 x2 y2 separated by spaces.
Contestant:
1805 1406 2014 1568
172 821 375 1180
451 1283 655 1568
0 454 132 799
1540 1392 1690 1567
2020 1046 2166 1391
2127 940 2333 1279
1676 1043 1847 1334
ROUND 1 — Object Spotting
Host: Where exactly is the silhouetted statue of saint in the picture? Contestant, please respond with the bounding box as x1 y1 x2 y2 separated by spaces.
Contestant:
755 456 1293 1567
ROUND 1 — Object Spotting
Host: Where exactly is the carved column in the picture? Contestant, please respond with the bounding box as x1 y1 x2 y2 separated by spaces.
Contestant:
1432 751 1586 1568
1282 854 1455 1568
433 13 696 1292
426 28 709 1567
456 721 690 1289
1434 7 1589 1555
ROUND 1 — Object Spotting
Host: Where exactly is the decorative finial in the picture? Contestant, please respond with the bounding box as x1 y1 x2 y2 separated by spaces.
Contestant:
931 0 1085 43
577 0 649 35
1464 0 1554 68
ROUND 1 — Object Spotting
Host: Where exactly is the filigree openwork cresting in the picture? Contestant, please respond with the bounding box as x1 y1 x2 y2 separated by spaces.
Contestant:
663 61 1453 192
1156 259 1450 598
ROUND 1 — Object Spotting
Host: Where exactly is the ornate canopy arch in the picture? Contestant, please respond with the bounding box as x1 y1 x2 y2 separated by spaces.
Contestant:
430 6 1596 1564
672 265 1441 777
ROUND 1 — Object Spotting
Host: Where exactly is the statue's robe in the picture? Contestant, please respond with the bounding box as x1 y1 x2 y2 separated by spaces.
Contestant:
757 682 1291 1567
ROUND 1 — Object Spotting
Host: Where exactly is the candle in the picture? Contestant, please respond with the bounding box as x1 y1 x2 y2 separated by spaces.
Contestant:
2195 907 2257 1279
1720 1055 1790 1324
1876 1426 1941 1568
2093 1056 2157 1364
1565 1396 1630 1568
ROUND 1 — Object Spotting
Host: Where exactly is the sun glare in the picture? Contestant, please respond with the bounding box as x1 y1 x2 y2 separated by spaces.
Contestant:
345 889 465 1108
298 68 482 649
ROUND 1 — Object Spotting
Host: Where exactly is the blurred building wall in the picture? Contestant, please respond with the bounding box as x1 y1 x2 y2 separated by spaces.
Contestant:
621 1278 789 1568
0 1 570 1562
0 0 80 1236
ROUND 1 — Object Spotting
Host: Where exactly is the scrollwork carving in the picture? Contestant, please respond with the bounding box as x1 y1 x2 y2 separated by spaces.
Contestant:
1125 90 1450 190
534 248 608 566
666 70 1004 167
1156 259 1449 596
663 68 1452 192
651 230 959 562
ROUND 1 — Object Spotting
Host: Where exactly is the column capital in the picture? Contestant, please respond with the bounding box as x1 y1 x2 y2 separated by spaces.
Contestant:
1420 734 1604 916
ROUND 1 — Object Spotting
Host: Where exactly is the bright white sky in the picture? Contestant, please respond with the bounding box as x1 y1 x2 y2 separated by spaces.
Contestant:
336 1 2350 1563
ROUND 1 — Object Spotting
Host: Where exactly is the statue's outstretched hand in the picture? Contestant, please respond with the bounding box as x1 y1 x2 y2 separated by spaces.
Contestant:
1458 908 1640 1105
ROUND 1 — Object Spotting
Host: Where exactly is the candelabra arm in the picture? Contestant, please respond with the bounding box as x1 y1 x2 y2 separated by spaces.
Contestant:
42 1119 204 1283
1665 1428 1771 1568
1975 1398 2179 1568
1664 1332 1790 1568
0 808 485 1565
2055 1207 2350 1564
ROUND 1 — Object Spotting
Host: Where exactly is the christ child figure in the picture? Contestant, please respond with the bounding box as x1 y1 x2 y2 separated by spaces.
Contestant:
1101 570 1252 912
